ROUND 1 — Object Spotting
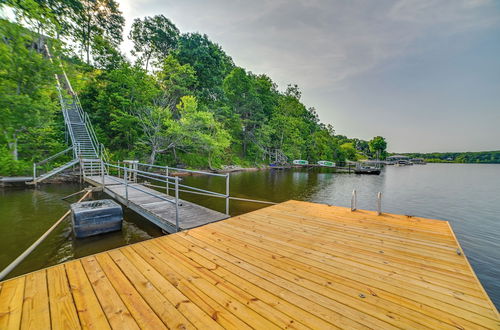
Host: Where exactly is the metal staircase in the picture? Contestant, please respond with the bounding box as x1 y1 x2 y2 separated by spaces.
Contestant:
30 46 108 184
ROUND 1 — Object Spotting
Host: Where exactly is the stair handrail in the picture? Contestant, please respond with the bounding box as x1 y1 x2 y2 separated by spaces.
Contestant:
33 146 75 181
56 59 101 158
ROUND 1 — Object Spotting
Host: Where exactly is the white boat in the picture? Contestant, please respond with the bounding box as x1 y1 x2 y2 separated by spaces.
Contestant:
293 160 309 165
317 160 335 167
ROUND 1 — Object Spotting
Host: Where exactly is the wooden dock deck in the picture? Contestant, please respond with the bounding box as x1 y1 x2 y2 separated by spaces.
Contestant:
84 175 229 233
1 200 499 329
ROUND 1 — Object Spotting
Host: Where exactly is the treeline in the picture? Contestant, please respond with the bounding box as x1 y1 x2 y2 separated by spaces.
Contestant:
399 151 500 163
0 0 387 174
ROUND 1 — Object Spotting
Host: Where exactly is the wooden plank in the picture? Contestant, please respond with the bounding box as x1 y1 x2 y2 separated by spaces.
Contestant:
81 256 139 330
167 234 341 330
193 224 483 329
47 265 81 329
94 253 166 329
152 238 308 329
209 221 500 326
232 214 475 282
208 221 500 325
175 233 371 329
21 271 50 330
131 243 253 329
141 240 281 329
228 214 482 291
0 277 25 330
186 228 415 329
65 260 110 329
107 249 195 329
119 246 224 330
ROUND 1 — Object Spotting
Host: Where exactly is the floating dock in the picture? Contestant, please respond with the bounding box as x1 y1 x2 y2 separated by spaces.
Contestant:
1 200 499 329
84 175 229 233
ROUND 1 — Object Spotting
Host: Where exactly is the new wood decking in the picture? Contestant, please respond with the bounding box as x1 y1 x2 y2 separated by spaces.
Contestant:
84 175 229 233
1 200 499 329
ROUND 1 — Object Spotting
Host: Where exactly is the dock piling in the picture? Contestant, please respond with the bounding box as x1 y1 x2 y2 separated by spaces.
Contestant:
225 173 230 215
175 176 180 232
351 189 357 211
377 192 382 215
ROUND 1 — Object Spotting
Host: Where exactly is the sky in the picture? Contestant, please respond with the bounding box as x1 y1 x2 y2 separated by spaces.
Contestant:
119 1 497 151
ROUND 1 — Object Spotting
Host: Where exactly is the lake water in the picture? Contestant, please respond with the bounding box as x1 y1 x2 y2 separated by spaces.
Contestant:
1 163 499 307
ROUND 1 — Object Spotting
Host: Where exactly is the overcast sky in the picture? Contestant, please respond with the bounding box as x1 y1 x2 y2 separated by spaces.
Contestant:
118 0 500 152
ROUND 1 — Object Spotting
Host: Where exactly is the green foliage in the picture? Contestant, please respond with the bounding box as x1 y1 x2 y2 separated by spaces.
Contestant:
129 15 179 71
401 151 500 164
340 143 357 161
174 33 234 103
369 136 388 159
168 96 231 168
0 5 384 174
0 19 58 162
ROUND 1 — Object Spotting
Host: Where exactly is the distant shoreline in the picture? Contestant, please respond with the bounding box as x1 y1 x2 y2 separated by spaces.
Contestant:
391 150 500 164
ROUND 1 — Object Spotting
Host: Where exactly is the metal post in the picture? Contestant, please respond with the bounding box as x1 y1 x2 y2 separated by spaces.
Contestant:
124 167 129 203
33 163 36 182
166 166 169 195
175 177 180 232
101 159 105 186
351 189 357 211
377 192 382 215
225 174 230 215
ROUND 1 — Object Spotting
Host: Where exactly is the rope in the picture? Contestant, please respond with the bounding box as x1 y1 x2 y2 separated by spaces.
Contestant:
0 189 92 280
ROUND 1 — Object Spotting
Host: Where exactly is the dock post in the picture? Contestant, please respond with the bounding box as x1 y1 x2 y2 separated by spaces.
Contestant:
101 159 105 186
175 177 180 232
33 163 36 185
377 192 382 215
351 189 357 211
166 166 169 195
124 167 129 204
225 174 230 215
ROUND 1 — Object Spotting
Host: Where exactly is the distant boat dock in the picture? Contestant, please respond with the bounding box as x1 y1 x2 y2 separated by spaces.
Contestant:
1 201 498 329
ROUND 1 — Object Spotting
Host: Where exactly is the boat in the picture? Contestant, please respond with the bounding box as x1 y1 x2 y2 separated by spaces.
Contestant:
293 160 309 165
410 158 426 165
387 155 412 166
317 160 335 167
354 164 381 175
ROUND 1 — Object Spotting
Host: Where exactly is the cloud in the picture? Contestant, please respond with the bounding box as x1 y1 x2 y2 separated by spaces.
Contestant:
118 0 499 91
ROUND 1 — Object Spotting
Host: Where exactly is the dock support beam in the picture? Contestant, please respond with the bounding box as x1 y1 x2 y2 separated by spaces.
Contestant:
377 192 382 215
175 177 180 232
351 189 357 211
166 166 169 196
225 174 230 215
124 167 129 205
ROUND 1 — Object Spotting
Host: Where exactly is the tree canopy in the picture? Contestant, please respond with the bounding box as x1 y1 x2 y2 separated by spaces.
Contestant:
0 1 387 174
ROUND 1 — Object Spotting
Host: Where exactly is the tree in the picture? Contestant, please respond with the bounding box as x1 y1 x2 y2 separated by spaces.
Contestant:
0 20 56 161
175 33 234 102
340 142 357 161
75 0 124 64
157 55 197 113
135 98 172 165
223 67 268 157
129 15 179 71
369 136 387 159
169 96 230 168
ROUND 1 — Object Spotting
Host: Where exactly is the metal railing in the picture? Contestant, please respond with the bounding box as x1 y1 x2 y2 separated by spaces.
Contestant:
105 162 182 231
33 146 74 181
136 162 230 215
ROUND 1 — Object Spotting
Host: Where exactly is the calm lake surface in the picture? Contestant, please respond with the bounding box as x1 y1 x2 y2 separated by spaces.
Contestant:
1 164 499 307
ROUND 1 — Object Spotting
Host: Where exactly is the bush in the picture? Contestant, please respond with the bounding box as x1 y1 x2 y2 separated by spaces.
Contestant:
0 147 30 176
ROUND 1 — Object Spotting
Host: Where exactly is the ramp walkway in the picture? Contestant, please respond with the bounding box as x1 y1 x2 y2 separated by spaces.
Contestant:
84 168 229 233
